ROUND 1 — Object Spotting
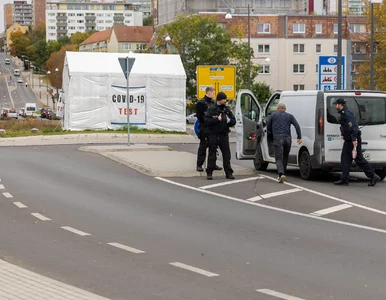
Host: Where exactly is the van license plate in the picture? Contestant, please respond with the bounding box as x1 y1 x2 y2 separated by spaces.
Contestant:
364 153 370 160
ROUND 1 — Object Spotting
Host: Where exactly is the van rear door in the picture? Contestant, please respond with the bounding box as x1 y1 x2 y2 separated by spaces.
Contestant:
324 92 386 164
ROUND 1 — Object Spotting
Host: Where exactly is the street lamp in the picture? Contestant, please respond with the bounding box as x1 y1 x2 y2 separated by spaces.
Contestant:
225 5 252 90
55 68 59 101
47 70 51 106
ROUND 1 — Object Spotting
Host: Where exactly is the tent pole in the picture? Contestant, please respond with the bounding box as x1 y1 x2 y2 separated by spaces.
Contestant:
126 56 131 146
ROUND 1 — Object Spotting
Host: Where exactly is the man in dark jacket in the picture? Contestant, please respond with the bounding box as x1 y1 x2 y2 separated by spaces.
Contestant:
333 98 380 186
195 86 222 172
267 103 302 183
205 92 236 180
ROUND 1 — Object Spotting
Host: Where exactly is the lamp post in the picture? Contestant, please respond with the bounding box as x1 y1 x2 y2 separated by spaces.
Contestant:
225 4 251 90
165 35 171 54
47 70 51 106
55 68 59 97
337 0 342 90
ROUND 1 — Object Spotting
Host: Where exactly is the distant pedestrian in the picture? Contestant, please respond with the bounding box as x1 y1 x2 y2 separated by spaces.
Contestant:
267 103 302 183
205 92 236 180
195 86 222 172
333 98 380 186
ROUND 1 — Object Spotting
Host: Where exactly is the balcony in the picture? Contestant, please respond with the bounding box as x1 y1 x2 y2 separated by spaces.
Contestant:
113 22 124 26
351 53 368 61
57 28 68 33
85 22 96 27
85 15 96 21
56 22 67 26
113 15 124 21
56 15 67 20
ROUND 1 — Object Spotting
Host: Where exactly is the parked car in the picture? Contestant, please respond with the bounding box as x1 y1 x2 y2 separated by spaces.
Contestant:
17 77 23 83
7 109 18 118
186 113 197 124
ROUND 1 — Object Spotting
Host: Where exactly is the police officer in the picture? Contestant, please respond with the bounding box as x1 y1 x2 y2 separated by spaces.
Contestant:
195 86 222 172
205 92 236 180
333 98 380 186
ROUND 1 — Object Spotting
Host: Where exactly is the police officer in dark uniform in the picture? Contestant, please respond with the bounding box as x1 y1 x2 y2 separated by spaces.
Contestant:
196 86 222 172
333 98 380 186
205 92 236 180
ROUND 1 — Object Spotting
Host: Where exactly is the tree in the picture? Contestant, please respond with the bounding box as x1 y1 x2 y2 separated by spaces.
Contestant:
70 32 93 49
58 35 71 47
46 44 77 90
153 14 258 100
9 31 30 57
251 82 273 103
143 15 154 26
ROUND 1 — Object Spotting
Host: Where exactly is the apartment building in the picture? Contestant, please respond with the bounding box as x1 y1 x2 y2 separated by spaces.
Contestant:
12 1 33 27
79 25 153 52
32 0 46 28
4 3 13 29
216 14 368 91
45 1 144 41
151 0 307 27
328 0 367 15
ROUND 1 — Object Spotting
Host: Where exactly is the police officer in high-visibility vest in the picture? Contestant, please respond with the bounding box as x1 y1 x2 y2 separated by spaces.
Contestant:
333 98 380 186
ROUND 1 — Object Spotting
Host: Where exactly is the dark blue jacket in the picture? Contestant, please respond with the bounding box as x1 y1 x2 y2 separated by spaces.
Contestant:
267 111 301 139
205 104 236 135
338 106 360 141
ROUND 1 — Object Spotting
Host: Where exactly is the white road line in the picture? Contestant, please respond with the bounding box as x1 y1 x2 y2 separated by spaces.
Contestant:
311 204 352 217
259 174 386 216
107 242 145 254
13 202 27 208
259 188 303 200
61 226 90 236
246 195 262 202
0 185 4 190
2 192 13 198
155 177 386 235
199 176 263 190
257 289 306 300
169 262 219 277
31 213 51 221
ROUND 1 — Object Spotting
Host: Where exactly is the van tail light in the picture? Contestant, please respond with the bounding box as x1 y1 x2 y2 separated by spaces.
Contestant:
318 109 324 135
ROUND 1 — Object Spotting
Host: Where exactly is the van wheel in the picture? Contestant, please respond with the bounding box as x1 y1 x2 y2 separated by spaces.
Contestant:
375 168 386 181
299 151 318 180
254 145 268 171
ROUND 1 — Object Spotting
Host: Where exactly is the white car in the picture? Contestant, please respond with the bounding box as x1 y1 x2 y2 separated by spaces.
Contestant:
186 113 197 124
17 78 23 83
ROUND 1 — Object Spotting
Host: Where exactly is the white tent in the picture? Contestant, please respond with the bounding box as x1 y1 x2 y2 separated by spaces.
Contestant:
61 52 187 131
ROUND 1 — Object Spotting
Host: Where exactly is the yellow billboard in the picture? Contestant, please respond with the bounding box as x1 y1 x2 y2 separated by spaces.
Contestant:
196 65 236 99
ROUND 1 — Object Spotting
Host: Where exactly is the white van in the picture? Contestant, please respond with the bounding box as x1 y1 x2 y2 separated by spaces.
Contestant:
24 103 37 116
5 58 10 65
14 69 20 76
235 89 386 180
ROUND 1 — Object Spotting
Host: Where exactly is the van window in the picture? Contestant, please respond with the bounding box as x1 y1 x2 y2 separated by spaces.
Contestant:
266 97 280 117
327 96 386 125
26 106 36 111
240 93 260 122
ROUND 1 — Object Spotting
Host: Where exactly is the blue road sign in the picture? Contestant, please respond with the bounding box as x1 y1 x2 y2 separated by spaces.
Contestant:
318 56 345 91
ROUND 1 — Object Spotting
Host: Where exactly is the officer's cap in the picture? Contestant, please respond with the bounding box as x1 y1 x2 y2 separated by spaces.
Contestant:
333 98 346 105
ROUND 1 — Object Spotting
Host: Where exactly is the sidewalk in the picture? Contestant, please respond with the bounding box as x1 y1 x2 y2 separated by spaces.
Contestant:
0 259 109 299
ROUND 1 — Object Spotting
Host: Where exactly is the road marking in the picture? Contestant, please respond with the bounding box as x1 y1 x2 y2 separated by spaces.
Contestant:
2 192 13 198
0 185 4 190
259 174 386 216
257 289 305 300
199 176 263 190
311 204 352 217
61 226 90 236
246 195 262 201
259 188 303 200
13 202 27 208
155 177 386 235
107 242 145 254
170 262 219 277
31 213 51 221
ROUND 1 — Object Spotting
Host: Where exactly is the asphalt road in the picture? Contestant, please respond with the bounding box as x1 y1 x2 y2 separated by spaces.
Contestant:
1 144 386 300
0 53 38 110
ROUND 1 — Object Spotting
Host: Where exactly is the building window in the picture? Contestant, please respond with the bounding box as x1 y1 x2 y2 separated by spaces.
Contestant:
125 20 131 24
351 24 361 33
259 65 271 74
334 24 338 34
97 20 104 23
68 26 76 30
293 44 305 53
106 20 113 23
125 13 132 17
97 13 104 17
316 44 321 53
354 44 361 53
68 20 75 23
257 23 271 33
78 26 84 30
48 13 55 16
293 23 305 33
316 64 318 73
293 64 305 73
294 85 305 91
77 20 84 23
77 13 84 17
68 13 75 16
48 26 56 29
49 33 56 37
315 24 322 34
48 19 55 23
122 44 131 50
334 44 338 52
257 44 270 53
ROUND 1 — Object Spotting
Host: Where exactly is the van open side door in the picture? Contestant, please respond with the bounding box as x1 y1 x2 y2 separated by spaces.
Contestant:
235 90 262 160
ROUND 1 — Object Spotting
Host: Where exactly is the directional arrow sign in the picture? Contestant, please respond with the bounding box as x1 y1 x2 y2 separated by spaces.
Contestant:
118 57 135 79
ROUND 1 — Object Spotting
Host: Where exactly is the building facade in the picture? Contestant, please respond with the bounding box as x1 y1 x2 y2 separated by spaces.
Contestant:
32 0 46 28
13 1 33 26
45 1 143 41
218 14 368 91
4 4 14 30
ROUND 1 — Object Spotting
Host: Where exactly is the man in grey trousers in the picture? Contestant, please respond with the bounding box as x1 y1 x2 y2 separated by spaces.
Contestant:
267 103 302 183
